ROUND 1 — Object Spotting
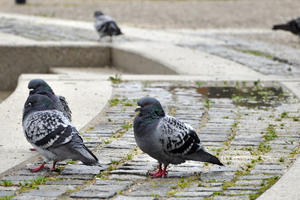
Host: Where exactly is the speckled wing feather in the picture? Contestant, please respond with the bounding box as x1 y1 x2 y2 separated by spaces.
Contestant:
159 115 201 156
58 95 72 122
23 110 73 149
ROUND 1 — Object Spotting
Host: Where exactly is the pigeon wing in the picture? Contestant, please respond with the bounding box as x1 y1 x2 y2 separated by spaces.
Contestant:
159 115 201 156
23 110 73 149
58 95 72 121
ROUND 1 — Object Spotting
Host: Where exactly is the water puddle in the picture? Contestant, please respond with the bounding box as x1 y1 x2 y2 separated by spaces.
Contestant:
147 82 288 109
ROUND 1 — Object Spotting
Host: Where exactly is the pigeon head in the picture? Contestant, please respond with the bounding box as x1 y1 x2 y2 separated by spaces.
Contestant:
28 79 54 95
136 97 165 118
23 94 57 118
94 10 104 17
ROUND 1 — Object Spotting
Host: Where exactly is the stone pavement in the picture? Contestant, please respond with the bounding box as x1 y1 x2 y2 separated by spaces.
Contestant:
1 80 300 200
1 13 300 200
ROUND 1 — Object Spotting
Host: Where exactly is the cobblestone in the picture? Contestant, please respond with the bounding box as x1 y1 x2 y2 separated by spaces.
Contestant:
1 81 300 200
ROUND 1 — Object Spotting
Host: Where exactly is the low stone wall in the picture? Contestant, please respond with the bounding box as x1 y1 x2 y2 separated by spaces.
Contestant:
0 43 109 90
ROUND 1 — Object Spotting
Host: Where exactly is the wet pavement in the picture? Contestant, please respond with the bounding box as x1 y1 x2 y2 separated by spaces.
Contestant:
1 81 300 200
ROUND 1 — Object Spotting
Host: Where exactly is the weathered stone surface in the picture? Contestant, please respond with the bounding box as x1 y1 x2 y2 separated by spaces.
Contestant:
227 186 260 190
223 190 256 195
114 196 156 200
45 179 84 185
3 175 39 181
175 191 213 197
110 174 147 181
14 196 57 200
23 185 75 197
235 180 263 186
95 179 133 186
254 164 285 170
0 190 15 197
214 196 249 200
210 166 237 172
169 198 204 200
110 169 148 176
70 190 116 199
61 164 104 175
250 169 283 175
200 172 235 182
56 174 95 180
238 174 274 180
128 182 174 197
185 186 222 192
0 186 18 191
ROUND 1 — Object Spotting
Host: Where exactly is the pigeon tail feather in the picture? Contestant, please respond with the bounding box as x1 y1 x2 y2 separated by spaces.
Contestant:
272 24 291 31
67 133 100 166
185 149 224 166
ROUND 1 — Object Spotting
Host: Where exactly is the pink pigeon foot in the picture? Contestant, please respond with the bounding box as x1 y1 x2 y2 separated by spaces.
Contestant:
31 162 49 172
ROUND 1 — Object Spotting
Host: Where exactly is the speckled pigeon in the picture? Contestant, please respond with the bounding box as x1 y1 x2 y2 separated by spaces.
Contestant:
133 97 223 178
94 10 122 41
28 79 72 122
22 94 100 172
273 17 300 36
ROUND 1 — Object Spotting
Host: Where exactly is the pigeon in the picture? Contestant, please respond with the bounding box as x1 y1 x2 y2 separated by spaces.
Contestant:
94 10 122 41
133 97 223 178
28 79 72 122
272 17 300 36
22 93 100 172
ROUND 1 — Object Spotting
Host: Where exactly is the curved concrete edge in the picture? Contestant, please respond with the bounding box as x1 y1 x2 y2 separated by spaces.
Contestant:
0 43 109 90
0 73 112 177
112 41 266 79
256 81 300 200
112 45 177 75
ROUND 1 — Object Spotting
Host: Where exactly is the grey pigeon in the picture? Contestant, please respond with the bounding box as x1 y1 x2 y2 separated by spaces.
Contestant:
94 10 122 41
28 79 72 122
272 17 300 36
22 93 100 172
133 97 223 178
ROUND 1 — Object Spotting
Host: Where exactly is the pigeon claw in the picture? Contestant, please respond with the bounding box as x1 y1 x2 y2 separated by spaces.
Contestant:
149 169 167 178
31 162 49 172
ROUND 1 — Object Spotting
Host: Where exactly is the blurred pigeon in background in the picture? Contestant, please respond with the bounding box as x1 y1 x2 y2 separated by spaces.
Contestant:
94 10 122 41
28 79 72 122
133 97 223 178
22 93 100 172
272 17 300 36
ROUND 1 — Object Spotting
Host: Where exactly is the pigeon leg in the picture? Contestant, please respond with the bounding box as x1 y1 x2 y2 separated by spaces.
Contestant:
31 162 49 172
50 161 57 171
150 163 162 177
161 164 168 178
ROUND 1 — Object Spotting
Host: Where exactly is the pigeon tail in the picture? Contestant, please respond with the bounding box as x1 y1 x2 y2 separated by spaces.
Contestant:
80 145 100 166
272 24 291 31
185 149 224 166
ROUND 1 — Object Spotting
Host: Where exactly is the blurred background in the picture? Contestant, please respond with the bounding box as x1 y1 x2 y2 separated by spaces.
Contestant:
1 0 299 29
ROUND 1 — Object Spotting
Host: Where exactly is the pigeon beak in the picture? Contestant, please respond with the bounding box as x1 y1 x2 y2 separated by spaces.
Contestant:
135 106 141 112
